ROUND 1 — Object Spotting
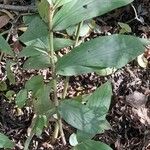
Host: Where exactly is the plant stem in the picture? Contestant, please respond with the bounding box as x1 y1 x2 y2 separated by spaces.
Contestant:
52 121 59 142
62 21 83 99
48 4 66 145
24 132 34 150
74 21 83 46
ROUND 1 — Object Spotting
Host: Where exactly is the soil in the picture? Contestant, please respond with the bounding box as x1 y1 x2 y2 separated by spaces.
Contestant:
0 0 150 150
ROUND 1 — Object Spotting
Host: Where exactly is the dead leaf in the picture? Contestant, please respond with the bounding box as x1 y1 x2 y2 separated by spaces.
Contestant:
0 15 10 29
126 91 148 108
132 107 150 125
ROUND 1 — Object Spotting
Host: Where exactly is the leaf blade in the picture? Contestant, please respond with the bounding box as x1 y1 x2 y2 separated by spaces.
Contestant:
56 34 149 76
53 0 133 31
0 133 14 149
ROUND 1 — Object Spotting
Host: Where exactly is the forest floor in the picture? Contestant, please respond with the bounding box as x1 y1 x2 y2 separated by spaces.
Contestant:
0 0 150 150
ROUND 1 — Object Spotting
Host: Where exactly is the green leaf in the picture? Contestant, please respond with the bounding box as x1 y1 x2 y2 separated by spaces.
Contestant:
0 133 14 149
118 22 131 33
25 75 44 95
87 82 112 116
6 61 15 84
76 82 112 141
59 100 106 135
76 130 94 143
56 34 149 76
5 90 15 100
73 140 112 150
20 16 48 45
37 0 49 22
66 20 93 37
0 35 14 56
59 82 112 136
59 100 98 134
96 67 117 76
54 0 73 8
16 89 28 108
0 81 7 91
23 15 38 25
33 115 47 137
18 37 73 58
25 76 54 115
23 54 51 70
18 45 48 58
53 0 133 31
54 38 74 51
33 84 53 115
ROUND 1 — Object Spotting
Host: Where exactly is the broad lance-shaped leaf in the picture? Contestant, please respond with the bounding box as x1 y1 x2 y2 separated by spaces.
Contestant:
16 89 28 108
56 34 150 76
59 82 112 135
0 35 14 56
87 81 112 115
59 100 101 134
20 16 74 52
72 140 112 150
20 16 48 44
76 82 112 141
0 133 14 149
53 0 133 31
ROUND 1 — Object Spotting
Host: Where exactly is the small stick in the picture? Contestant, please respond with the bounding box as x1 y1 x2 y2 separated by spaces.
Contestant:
0 4 37 12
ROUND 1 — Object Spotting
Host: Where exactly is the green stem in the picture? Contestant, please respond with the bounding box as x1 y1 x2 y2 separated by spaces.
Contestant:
74 21 83 46
62 21 83 99
24 132 34 150
52 121 59 142
48 4 66 145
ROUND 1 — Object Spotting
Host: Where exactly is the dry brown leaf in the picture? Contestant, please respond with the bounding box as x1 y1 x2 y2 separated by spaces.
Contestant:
0 15 10 29
132 107 150 125
126 91 148 108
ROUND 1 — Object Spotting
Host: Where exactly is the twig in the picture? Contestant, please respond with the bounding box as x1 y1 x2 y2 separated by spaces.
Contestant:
0 4 37 12
131 4 144 24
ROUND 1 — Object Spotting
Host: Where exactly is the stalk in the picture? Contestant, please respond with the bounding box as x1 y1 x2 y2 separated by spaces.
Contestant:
24 132 34 150
62 21 83 99
48 4 66 145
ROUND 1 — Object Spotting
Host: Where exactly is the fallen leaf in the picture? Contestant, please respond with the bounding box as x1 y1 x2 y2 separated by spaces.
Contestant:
0 15 10 29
